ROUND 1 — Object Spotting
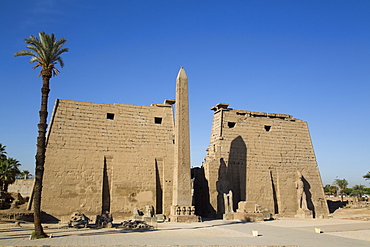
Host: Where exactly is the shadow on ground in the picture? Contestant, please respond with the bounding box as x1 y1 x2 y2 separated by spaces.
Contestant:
51 220 252 238
327 200 348 213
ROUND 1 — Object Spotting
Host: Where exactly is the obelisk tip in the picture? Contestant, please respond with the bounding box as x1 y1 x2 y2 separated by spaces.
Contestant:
177 67 187 80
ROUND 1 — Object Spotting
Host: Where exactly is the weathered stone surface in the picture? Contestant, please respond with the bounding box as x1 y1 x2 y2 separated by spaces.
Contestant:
173 67 192 206
169 67 197 222
233 212 265 222
41 68 328 222
237 201 260 213
68 212 90 228
43 67 198 222
295 208 313 218
95 211 113 228
43 99 176 220
201 105 329 218
8 179 34 198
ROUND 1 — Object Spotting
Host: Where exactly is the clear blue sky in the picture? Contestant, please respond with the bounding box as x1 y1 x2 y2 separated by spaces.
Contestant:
1 0 369 187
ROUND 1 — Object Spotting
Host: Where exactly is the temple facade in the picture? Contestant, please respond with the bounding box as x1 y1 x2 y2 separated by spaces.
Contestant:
41 69 328 221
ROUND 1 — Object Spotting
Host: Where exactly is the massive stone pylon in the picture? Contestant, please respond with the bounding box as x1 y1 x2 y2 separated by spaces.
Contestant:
171 67 198 222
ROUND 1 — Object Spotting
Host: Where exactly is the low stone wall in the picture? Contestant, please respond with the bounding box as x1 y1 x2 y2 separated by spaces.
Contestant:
8 179 34 198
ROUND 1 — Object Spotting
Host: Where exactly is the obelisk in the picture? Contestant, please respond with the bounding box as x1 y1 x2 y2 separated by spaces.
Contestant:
171 67 198 222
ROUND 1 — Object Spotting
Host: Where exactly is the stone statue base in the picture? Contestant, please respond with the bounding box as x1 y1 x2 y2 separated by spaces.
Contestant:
170 215 200 222
169 205 200 223
223 213 234 220
233 212 265 222
295 209 312 218
233 200 272 221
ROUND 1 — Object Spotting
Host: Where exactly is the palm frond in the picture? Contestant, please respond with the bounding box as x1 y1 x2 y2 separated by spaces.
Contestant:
55 47 69 57
56 56 65 68
32 63 41 70
14 50 36 57
30 56 41 64
52 67 60 76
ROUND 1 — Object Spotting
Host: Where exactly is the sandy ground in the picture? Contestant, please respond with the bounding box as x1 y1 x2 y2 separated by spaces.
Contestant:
330 207 370 220
0 206 369 245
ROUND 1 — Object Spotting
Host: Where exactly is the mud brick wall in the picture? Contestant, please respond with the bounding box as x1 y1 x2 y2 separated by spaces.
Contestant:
203 105 328 218
42 99 175 220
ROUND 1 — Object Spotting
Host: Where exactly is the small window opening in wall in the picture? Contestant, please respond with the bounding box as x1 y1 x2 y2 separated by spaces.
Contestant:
264 125 271 131
154 117 162 124
106 113 114 120
228 122 236 128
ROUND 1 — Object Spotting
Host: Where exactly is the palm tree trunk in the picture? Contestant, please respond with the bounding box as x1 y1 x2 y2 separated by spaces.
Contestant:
33 74 50 238
4 182 8 192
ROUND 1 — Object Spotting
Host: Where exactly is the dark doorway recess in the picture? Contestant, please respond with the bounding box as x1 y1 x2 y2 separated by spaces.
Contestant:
227 136 247 212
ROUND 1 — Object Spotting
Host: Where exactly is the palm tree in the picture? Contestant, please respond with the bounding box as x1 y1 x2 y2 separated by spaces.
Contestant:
351 184 366 198
15 31 68 238
0 143 7 161
0 161 8 191
18 170 32 179
364 172 370 181
334 178 349 202
0 158 21 191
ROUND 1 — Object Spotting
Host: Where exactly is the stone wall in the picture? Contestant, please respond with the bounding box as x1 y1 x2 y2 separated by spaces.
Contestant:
42 99 175 220
8 179 34 198
201 104 329 218
42 96 329 220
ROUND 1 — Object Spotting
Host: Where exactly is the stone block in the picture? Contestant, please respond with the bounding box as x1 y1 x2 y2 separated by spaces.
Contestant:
169 215 200 223
237 201 258 213
233 212 265 222
295 209 313 218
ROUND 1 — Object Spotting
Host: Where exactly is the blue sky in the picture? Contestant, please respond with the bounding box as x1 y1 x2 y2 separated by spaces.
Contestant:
1 0 369 187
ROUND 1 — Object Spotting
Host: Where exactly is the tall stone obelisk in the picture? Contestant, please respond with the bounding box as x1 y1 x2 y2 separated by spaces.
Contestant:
171 67 198 222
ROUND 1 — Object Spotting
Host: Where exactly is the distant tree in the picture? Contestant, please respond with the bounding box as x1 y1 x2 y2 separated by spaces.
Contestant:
364 187 370 195
323 184 331 193
343 188 352 195
351 184 366 198
364 172 370 181
329 185 338 196
15 31 68 238
0 158 21 191
334 179 349 202
18 170 32 179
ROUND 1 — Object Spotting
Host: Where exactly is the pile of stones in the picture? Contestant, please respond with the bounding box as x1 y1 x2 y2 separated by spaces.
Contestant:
96 211 113 228
68 212 90 228
121 220 154 229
